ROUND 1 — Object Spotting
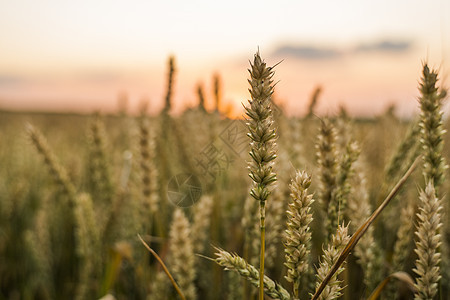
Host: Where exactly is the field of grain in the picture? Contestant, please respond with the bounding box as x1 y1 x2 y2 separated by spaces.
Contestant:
0 52 449 300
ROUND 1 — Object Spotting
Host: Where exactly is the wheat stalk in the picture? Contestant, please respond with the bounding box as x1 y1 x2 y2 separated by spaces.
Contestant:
139 235 185 300
244 50 278 300
163 56 175 114
414 63 447 300
213 73 221 113
197 83 207 112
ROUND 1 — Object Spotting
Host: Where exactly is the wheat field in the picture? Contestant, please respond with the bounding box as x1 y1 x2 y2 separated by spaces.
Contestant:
0 51 449 300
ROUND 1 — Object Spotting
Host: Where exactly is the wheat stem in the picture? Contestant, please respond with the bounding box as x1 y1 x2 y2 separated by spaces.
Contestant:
138 235 186 300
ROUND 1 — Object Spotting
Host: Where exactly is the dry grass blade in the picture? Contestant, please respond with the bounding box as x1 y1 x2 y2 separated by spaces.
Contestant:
367 272 416 300
311 155 421 300
138 234 186 300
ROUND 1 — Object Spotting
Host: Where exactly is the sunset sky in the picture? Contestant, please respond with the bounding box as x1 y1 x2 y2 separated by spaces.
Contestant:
0 0 449 117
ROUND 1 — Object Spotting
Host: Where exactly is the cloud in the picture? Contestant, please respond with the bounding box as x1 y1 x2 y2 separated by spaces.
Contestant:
354 40 412 53
272 45 341 60
272 39 412 61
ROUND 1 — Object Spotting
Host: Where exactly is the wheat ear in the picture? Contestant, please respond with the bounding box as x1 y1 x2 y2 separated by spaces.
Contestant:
26 124 76 199
284 170 314 298
214 248 290 300
169 209 197 300
313 224 351 300
413 183 442 300
315 118 338 240
163 56 175 114
419 64 447 190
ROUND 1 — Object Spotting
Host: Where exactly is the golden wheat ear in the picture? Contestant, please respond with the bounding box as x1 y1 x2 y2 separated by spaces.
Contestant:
418 64 447 191
245 50 278 300
168 209 197 300
214 247 290 300
313 223 351 300
26 123 76 199
413 182 442 300
315 118 338 240
347 162 382 293
284 170 314 298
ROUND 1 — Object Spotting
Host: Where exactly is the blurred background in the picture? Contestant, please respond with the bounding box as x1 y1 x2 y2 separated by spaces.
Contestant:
0 0 449 118
2 2 450 300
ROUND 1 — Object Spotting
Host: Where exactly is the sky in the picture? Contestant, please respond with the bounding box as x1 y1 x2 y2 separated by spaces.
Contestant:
0 0 449 118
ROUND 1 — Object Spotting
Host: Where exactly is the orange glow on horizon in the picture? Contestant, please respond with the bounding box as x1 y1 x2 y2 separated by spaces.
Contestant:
0 47 448 120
